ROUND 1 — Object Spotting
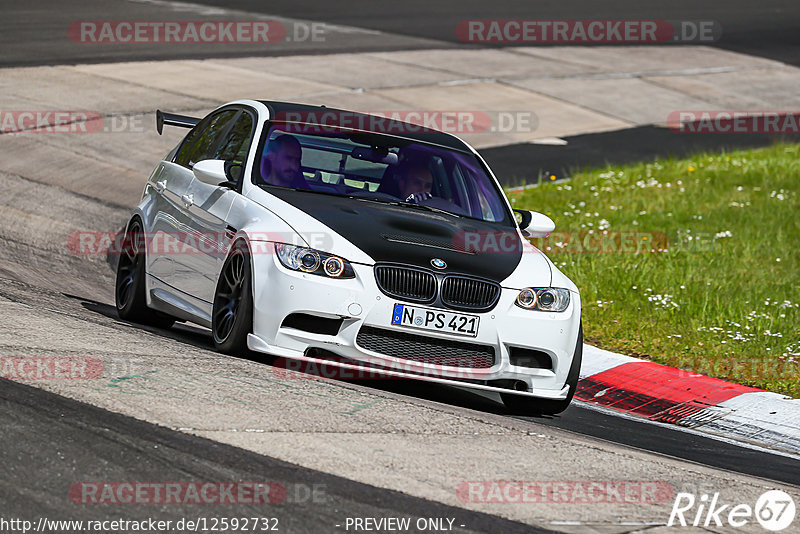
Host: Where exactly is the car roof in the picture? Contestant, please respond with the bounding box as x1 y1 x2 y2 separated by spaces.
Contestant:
259 100 472 153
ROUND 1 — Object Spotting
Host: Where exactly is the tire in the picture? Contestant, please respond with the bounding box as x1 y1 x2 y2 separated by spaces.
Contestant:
502 323 583 416
115 218 174 328
212 240 253 354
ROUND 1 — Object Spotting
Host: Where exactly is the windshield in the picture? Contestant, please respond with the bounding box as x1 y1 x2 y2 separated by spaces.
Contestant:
252 123 512 225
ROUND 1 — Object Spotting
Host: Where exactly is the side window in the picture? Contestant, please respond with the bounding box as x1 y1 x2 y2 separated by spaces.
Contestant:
212 111 254 165
174 118 208 167
174 110 238 168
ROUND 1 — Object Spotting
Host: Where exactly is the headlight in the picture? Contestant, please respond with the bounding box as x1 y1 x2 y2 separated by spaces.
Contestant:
274 243 355 279
515 287 570 312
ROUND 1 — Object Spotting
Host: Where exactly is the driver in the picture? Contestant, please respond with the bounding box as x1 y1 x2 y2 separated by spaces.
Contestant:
261 134 308 188
397 162 433 203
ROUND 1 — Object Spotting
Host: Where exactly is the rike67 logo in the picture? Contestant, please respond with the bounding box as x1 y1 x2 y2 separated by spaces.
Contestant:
668 490 796 531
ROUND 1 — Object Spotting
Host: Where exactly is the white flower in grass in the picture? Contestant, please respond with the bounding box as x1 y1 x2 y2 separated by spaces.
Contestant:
647 293 679 309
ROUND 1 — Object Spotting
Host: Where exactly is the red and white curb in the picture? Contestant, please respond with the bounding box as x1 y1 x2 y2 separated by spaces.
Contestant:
578 345 800 455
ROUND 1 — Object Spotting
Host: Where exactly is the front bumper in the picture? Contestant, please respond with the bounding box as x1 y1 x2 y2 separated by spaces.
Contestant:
250 251 581 399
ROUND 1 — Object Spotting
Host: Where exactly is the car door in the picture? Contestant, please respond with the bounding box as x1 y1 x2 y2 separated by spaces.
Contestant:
152 109 239 296
172 108 255 303
147 119 209 286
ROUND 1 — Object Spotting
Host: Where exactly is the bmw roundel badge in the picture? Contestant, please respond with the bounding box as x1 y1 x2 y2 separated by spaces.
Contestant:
431 258 447 269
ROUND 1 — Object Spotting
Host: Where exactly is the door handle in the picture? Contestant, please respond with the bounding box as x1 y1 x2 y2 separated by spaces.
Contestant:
153 180 167 192
181 194 194 207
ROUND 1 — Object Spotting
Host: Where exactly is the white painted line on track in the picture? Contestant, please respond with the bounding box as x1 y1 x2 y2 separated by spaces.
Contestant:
579 343 640 378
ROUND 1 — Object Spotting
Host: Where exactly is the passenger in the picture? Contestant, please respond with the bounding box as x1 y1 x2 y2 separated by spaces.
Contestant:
261 134 308 188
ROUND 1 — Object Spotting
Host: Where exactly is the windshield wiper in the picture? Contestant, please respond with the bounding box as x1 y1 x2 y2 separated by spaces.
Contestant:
360 197 463 217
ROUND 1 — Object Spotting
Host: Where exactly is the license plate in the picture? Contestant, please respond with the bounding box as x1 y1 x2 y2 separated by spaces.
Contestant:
391 303 479 337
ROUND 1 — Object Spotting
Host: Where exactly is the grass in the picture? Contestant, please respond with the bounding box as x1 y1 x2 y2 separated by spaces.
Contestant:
508 143 800 397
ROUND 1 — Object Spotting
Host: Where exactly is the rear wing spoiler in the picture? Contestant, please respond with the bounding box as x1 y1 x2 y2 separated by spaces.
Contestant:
156 110 200 135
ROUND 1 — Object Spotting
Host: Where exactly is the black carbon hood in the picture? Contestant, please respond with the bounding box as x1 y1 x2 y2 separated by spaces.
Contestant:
268 189 523 283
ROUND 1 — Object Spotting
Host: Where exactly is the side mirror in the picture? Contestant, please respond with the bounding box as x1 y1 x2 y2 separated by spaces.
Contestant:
514 209 555 238
192 159 241 189
224 161 243 183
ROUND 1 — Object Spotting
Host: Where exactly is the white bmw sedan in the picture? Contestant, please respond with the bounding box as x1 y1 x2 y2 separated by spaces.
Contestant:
115 100 582 414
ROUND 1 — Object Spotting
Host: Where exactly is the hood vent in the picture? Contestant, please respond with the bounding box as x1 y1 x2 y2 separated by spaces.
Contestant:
381 234 474 254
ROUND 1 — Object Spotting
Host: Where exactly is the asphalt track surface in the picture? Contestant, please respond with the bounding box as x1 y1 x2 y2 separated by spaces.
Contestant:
1 0 798 66
5 285 800 478
1 290 797 526
191 0 800 65
0 378 546 534
366 379 800 486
